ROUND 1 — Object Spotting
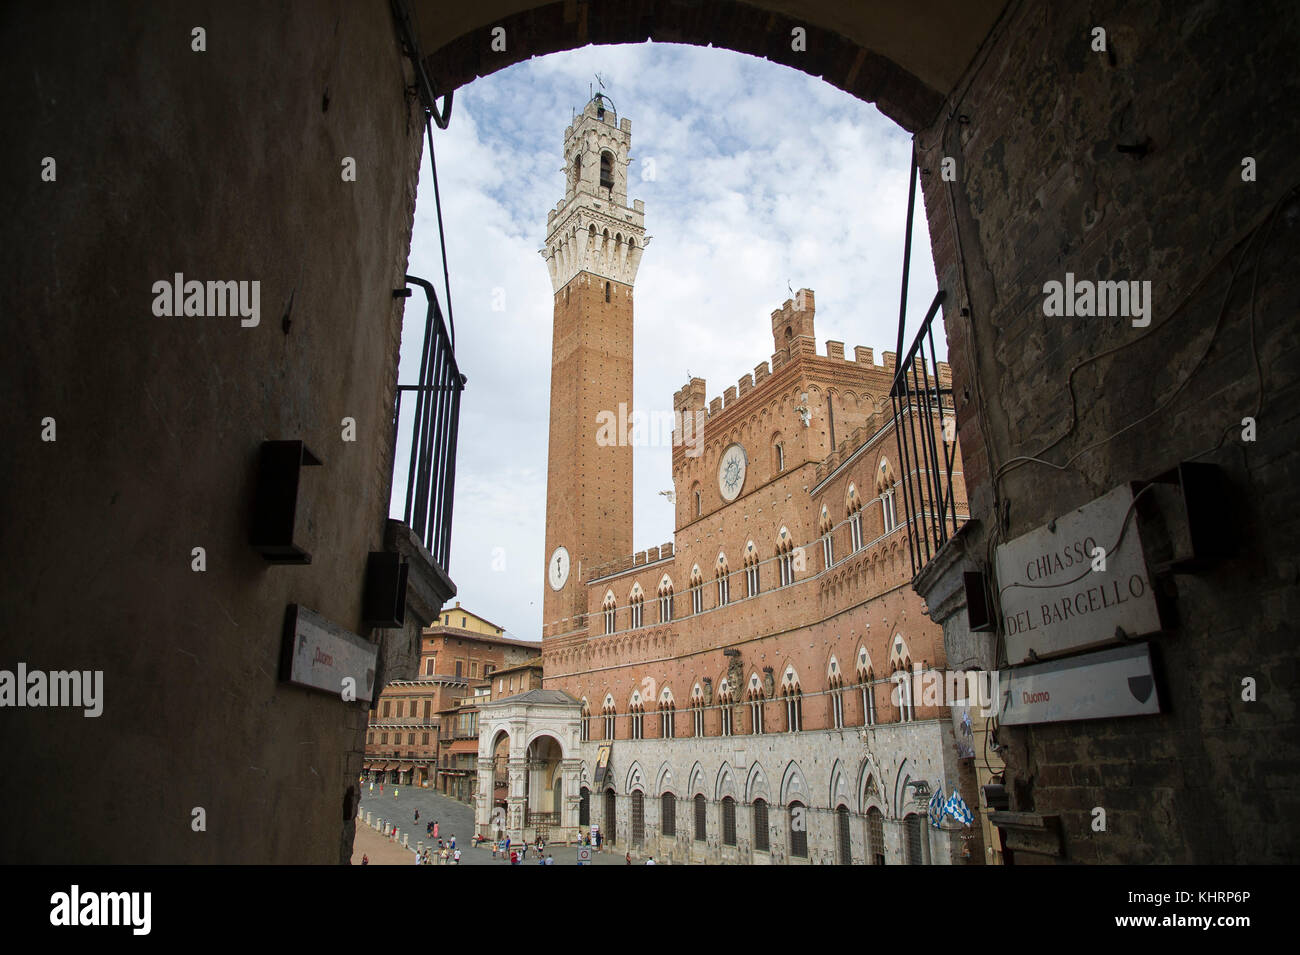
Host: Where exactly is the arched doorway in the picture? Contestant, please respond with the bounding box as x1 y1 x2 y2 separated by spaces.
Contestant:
866 807 886 865
630 791 645 846
903 813 924 865
604 788 617 845
524 734 564 840
579 786 590 827
836 805 853 864
489 730 510 807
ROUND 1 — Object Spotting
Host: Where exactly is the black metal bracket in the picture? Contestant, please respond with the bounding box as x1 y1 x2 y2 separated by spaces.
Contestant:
1132 461 1233 573
964 570 995 632
362 551 409 628
389 0 453 128
250 440 322 564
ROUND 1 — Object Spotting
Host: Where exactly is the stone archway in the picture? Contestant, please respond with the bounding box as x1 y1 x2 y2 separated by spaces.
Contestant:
475 691 583 844
476 727 513 838
411 0 1008 133
524 733 566 839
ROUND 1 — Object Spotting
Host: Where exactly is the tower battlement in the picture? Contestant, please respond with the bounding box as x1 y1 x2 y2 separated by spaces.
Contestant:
540 94 647 293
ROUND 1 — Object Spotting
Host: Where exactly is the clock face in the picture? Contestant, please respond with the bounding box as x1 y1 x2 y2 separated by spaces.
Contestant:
548 546 571 591
717 443 748 502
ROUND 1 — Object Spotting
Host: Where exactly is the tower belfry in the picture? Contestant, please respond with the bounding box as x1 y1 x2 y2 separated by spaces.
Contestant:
542 94 647 290
540 95 648 634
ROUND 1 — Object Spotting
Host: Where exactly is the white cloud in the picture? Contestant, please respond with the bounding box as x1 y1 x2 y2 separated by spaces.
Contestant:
396 43 940 640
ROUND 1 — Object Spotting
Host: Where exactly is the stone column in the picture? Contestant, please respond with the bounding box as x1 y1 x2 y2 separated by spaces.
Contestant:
475 757 495 835
507 756 527 843
561 758 582 838
911 520 992 864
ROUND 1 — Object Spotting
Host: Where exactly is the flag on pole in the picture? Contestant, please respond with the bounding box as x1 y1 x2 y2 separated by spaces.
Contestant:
944 789 974 826
928 785 946 828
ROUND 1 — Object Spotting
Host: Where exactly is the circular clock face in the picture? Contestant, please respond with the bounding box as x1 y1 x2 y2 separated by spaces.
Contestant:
548 546 571 591
717 443 748 502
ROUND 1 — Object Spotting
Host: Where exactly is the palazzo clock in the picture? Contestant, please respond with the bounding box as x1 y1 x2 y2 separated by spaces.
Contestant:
548 546 571 591
717 443 747 502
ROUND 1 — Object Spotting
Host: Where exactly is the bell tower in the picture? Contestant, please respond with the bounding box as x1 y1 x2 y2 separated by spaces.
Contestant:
540 94 648 634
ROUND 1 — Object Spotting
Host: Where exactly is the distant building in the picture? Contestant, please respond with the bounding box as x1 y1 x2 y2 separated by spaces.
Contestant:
364 608 540 787
439 659 544 804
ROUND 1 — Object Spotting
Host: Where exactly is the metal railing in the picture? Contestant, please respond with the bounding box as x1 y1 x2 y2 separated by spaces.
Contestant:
890 147 960 577
889 294 960 576
394 275 465 570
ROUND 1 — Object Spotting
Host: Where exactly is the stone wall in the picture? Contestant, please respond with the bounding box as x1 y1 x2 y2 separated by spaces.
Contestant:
575 720 960 864
0 1 430 862
915 0 1300 862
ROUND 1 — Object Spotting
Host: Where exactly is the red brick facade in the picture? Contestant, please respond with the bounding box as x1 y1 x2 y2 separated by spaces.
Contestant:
542 291 965 742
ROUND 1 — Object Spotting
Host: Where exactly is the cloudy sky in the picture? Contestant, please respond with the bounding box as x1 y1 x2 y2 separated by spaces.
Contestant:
392 42 940 640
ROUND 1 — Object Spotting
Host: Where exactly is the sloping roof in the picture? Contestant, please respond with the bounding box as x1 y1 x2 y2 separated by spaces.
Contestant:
424 626 540 649
496 689 580 706
491 657 544 676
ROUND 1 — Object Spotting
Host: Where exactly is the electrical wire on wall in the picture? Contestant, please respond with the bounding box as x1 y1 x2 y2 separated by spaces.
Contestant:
392 0 456 343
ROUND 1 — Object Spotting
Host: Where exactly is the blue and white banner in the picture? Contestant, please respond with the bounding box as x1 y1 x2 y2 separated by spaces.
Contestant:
928 785 946 829
944 789 974 826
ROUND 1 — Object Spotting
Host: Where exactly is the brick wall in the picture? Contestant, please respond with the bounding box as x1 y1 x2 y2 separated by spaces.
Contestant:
916 0 1300 862
1 0 426 863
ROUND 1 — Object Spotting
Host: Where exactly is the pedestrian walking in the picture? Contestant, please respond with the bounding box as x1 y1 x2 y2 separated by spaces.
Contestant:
433 821 439 840
361 854 369 866
453 848 461 864
510 850 519 865
545 854 554 865
394 788 399 800
414 809 420 822
645 856 656 865
520 843 527 862
625 850 631 864
449 834 456 850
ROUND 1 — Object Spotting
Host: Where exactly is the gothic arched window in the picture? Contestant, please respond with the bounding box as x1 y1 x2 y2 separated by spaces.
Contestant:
600 150 614 189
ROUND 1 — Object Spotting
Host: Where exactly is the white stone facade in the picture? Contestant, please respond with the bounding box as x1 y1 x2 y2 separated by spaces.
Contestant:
473 692 585 844
572 718 961 864
541 95 647 291
475 696 963 863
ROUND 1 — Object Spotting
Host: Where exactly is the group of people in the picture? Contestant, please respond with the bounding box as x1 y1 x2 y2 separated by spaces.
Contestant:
415 842 460 865
363 777 400 799
490 836 552 864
